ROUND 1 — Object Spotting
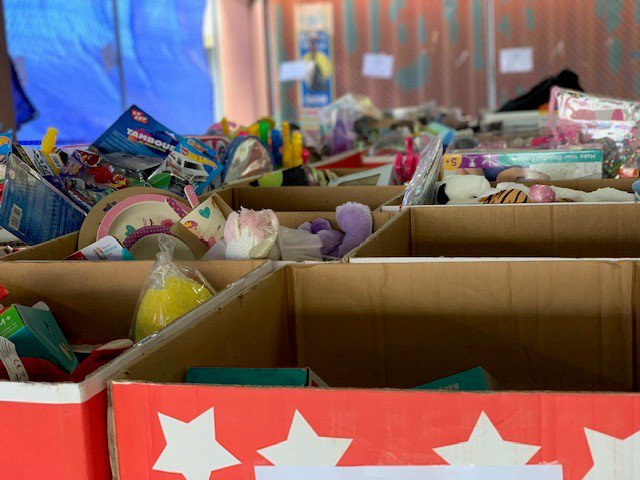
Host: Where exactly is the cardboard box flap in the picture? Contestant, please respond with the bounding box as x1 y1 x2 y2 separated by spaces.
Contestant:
118 261 635 393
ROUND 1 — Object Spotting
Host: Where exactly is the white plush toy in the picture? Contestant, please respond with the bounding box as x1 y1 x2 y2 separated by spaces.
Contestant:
439 175 491 204
224 208 279 259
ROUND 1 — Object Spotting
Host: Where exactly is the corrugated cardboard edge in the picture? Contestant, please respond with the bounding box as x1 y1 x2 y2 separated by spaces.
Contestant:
107 382 121 480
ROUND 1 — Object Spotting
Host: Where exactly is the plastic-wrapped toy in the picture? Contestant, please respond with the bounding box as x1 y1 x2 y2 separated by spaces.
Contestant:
402 137 443 206
131 235 214 342
548 87 640 178
224 208 279 260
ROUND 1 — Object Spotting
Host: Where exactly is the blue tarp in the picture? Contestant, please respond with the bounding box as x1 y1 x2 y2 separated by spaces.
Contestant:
4 0 213 144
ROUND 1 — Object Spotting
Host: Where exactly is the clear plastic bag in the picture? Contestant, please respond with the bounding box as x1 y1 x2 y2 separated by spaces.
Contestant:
131 235 215 342
277 226 323 261
548 87 640 178
402 137 443 206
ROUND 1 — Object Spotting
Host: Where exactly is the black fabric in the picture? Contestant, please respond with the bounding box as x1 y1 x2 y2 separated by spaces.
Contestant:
498 69 583 112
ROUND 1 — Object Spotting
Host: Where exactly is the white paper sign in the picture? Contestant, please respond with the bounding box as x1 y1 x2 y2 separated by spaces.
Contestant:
255 465 563 480
279 60 312 82
362 53 395 79
499 47 534 74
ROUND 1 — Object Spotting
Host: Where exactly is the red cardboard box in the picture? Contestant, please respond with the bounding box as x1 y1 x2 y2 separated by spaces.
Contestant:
0 259 269 479
110 261 639 479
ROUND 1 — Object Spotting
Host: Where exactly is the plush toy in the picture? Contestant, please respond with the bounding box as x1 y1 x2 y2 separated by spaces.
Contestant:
480 189 532 204
337 202 373 257
437 175 491 204
298 202 373 258
299 218 344 257
224 208 279 259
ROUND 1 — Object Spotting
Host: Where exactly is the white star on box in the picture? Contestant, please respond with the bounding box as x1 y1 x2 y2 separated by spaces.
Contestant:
433 411 540 466
153 408 240 480
583 428 640 479
258 410 353 466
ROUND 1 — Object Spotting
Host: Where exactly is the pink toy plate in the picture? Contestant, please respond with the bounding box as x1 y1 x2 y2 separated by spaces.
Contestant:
96 194 190 244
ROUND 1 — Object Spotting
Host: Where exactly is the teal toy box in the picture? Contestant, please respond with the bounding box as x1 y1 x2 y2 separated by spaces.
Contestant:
186 367 327 387
0 304 78 373
414 367 499 391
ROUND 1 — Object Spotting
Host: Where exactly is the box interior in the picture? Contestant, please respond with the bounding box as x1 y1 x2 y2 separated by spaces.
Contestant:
354 203 640 258
118 262 637 393
0 260 262 345
219 186 406 211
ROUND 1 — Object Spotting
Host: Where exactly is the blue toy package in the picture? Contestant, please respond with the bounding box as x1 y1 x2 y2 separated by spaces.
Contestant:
0 154 85 245
93 106 224 191
92 105 181 158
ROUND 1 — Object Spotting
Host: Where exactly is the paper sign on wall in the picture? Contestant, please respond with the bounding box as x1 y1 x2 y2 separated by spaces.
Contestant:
255 466 563 480
499 47 534 74
362 53 395 79
279 60 313 82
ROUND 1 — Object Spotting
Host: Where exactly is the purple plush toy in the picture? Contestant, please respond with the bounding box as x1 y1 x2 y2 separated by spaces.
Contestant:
298 202 372 258
336 202 373 257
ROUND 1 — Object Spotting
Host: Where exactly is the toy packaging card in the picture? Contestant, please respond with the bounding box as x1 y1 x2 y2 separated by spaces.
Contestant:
93 105 223 191
414 367 500 391
0 154 85 245
92 105 180 158
65 236 135 261
442 146 603 181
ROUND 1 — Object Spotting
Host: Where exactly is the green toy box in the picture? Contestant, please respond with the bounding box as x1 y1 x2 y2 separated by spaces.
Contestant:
0 304 78 373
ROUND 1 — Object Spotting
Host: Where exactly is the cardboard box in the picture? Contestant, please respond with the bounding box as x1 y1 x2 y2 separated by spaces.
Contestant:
4 206 395 261
110 261 637 479
215 185 406 212
351 203 640 260
0 259 271 480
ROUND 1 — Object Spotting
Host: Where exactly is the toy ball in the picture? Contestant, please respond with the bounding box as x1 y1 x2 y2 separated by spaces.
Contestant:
529 184 556 203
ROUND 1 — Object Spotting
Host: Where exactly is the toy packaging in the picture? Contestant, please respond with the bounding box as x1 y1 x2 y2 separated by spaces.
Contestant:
185 367 328 387
442 146 603 181
414 367 500 391
0 154 86 245
131 235 215 342
65 236 135 261
549 87 640 178
0 304 78 373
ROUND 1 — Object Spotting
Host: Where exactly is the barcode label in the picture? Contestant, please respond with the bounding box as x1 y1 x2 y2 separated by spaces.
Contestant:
9 204 22 231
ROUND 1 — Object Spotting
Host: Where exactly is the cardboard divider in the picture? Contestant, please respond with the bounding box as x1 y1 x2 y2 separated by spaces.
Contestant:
116 261 636 392
351 203 640 260
0 260 264 343
214 186 406 212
